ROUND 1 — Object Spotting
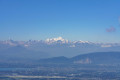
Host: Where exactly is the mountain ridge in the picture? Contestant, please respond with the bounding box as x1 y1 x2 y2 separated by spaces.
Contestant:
39 52 120 64
0 37 120 58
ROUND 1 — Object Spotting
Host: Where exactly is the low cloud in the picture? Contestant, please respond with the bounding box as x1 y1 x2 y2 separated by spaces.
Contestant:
106 26 116 32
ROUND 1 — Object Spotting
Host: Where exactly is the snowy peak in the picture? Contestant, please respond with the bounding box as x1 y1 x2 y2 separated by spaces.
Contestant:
45 37 68 44
45 37 91 44
73 40 90 44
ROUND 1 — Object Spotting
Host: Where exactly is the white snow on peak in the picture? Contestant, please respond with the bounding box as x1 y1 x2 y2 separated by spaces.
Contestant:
73 40 90 44
46 37 68 44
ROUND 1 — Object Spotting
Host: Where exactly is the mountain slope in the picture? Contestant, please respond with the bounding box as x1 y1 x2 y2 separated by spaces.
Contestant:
39 52 120 64
71 52 120 64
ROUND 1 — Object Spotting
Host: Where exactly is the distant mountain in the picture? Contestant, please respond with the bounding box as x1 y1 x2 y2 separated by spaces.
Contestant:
72 52 120 64
39 52 120 65
0 37 120 59
0 45 50 62
45 37 69 44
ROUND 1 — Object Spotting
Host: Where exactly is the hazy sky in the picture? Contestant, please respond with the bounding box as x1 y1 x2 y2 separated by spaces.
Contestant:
0 0 120 42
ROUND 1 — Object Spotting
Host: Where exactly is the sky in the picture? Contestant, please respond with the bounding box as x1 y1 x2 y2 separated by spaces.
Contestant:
0 0 120 42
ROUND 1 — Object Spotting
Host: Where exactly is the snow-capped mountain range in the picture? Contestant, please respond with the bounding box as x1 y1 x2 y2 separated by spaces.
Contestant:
0 37 120 47
0 37 120 60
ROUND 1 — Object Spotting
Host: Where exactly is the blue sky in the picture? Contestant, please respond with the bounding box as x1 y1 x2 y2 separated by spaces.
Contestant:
0 0 120 42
